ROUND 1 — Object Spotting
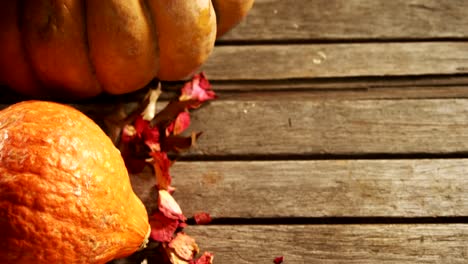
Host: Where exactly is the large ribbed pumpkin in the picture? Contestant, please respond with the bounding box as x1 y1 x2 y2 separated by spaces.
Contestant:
0 0 254 98
0 101 150 263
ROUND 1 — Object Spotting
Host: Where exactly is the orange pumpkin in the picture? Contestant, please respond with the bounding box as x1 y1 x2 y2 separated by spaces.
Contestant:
0 101 150 263
0 0 254 98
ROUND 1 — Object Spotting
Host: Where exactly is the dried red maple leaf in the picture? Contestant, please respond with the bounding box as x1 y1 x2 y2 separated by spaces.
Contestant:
133 115 160 151
149 211 179 242
180 73 216 108
150 151 172 190
134 115 149 137
120 117 160 173
158 190 186 221
274 256 284 264
152 100 196 128
167 111 191 136
162 132 202 153
113 74 216 263
193 212 212 225
190 252 214 264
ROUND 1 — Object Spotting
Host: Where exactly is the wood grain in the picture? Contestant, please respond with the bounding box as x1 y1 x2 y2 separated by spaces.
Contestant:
183 98 468 156
162 160 468 218
209 75 468 92
217 87 468 101
186 224 468 263
219 0 468 41
202 42 468 80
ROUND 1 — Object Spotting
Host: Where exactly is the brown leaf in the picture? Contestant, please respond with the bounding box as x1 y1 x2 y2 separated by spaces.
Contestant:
150 151 173 190
151 100 197 128
162 132 202 153
168 233 200 262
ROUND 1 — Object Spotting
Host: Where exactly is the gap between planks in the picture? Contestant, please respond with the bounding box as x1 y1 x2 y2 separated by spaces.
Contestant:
204 216 468 225
2 75 468 105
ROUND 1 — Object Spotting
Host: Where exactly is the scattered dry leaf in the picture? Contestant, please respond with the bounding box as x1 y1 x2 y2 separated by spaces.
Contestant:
274 256 284 264
193 212 212 225
168 232 200 261
150 151 172 190
158 190 186 221
149 212 179 242
166 111 191 136
180 73 216 107
114 73 215 264
190 252 214 264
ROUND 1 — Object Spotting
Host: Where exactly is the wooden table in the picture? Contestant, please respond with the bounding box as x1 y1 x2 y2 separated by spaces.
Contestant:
166 1 468 262
4 0 468 263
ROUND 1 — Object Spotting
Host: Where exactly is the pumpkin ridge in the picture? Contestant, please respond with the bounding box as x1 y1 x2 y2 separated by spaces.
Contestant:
148 0 217 80
140 0 161 78
10 1 44 94
80 0 103 96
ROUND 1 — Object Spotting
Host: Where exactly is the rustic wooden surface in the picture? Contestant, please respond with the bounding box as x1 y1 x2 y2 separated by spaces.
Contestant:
184 224 468 263
3 0 468 263
167 159 468 218
218 0 468 41
202 43 468 80
184 98 468 156
169 1 468 262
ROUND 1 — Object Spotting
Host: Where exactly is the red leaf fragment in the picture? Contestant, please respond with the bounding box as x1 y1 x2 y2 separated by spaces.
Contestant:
168 232 200 261
133 115 161 151
163 132 202 153
190 252 214 264
158 190 186 221
179 73 216 108
144 129 161 152
193 212 212 225
149 211 179 242
123 157 148 174
150 151 172 190
115 74 216 262
179 222 188 229
121 124 137 143
167 111 191 136
274 256 284 264
134 115 149 136
152 100 196 128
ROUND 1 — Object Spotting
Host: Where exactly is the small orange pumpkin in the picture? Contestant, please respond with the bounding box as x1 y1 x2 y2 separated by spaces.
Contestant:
0 0 254 98
0 101 150 263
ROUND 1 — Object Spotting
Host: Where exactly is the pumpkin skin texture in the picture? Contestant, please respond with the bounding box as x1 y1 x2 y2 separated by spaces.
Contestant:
0 101 150 263
212 0 255 38
0 0 254 98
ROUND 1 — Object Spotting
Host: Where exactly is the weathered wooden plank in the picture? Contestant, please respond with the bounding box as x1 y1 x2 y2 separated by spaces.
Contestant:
210 76 468 92
202 43 468 80
5 97 468 156
163 160 468 218
184 98 468 156
220 0 468 41
218 87 468 101
186 224 468 263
